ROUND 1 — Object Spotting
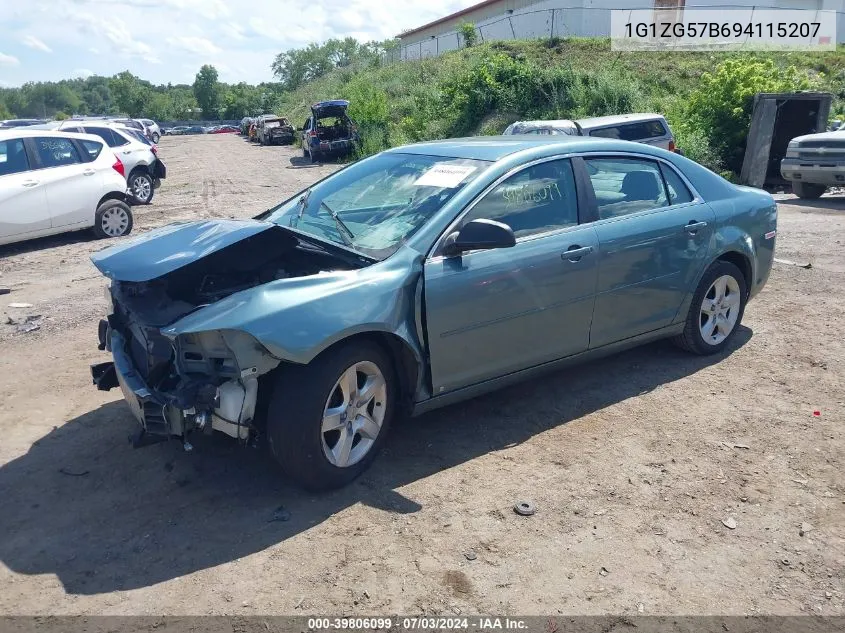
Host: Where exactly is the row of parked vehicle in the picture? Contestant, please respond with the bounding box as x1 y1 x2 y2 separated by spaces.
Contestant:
240 101 361 163
2 116 162 143
163 124 239 136
0 116 168 246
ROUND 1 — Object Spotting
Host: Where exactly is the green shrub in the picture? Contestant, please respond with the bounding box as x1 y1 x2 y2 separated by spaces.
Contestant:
683 57 819 173
459 23 478 48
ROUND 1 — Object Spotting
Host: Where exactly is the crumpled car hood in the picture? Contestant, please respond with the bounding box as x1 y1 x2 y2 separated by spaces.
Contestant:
90 219 278 282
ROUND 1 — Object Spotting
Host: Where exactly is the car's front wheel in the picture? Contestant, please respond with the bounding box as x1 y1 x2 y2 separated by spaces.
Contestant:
129 170 154 205
793 182 826 199
674 260 747 355
92 199 133 239
266 341 396 491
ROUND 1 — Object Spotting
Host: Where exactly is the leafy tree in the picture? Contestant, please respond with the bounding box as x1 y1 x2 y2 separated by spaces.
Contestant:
459 23 478 47
109 71 152 117
193 64 222 119
0 99 11 119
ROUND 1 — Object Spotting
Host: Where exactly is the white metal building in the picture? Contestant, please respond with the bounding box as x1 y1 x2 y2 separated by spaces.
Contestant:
396 0 845 58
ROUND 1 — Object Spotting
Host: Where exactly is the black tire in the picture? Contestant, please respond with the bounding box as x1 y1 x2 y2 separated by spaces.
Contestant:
152 133 160 143
266 341 397 491
128 170 154 205
92 199 133 239
793 182 826 199
673 260 747 355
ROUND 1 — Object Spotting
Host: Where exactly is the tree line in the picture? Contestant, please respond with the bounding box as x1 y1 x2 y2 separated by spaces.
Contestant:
0 37 398 122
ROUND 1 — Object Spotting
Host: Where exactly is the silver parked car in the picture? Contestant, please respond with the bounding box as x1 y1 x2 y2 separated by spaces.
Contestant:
781 129 845 198
504 113 680 153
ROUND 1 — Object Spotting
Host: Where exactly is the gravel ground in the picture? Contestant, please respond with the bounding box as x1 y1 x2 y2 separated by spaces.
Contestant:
0 135 843 616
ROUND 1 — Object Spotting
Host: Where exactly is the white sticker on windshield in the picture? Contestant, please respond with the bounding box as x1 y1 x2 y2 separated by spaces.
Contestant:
413 164 477 188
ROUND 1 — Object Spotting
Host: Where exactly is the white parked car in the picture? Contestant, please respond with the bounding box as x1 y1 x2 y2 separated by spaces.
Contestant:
0 129 133 246
139 119 161 143
28 120 166 204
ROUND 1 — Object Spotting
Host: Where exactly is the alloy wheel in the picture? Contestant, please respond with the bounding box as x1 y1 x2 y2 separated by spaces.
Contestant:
321 361 387 468
699 274 741 345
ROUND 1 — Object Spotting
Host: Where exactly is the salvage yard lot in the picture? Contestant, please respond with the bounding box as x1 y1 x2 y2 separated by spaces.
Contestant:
0 134 843 615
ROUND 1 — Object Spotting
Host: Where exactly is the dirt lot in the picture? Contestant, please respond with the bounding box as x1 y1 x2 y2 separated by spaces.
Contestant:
0 134 843 616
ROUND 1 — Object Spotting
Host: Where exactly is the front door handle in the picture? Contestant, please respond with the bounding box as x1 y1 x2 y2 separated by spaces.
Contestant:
562 245 593 262
685 221 708 234
21 180 39 187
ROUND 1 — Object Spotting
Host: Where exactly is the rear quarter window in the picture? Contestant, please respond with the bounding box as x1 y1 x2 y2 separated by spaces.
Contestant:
590 120 668 141
80 139 104 161
34 137 82 168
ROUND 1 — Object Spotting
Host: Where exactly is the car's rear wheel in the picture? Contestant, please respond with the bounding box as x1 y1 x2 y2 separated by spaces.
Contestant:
129 171 154 205
93 199 133 239
152 133 160 143
266 341 396 491
674 260 747 355
793 182 826 199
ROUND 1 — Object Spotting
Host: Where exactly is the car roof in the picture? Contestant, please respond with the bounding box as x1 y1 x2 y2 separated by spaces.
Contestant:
384 134 663 161
510 120 577 128
313 100 349 108
0 128 107 143
575 113 667 129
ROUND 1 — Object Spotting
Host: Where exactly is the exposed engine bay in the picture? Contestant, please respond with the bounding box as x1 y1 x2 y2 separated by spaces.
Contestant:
92 227 365 448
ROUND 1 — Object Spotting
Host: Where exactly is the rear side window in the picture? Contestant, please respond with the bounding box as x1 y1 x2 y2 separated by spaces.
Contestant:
584 157 668 219
659 163 694 205
590 120 667 141
0 138 30 176
83 126 119 147
80 139 104 161
34 137 82 168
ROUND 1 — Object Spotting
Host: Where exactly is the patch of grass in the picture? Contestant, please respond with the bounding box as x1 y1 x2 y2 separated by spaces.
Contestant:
272 40 845 168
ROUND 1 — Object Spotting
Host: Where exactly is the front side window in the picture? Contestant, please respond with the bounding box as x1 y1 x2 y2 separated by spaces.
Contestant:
0 139 30 176
34 137 81 168
264 153 488 259
585 157 668 219
462 159 578 239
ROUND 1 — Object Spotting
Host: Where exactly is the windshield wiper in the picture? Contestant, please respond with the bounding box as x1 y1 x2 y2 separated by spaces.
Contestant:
319 200 355 245
290 188 312 227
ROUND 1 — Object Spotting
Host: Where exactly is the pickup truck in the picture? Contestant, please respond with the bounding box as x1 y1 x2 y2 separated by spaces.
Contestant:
780 130 845 198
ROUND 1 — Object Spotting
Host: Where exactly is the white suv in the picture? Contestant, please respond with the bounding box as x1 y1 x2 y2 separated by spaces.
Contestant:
30 120 166 204
0 129 133 246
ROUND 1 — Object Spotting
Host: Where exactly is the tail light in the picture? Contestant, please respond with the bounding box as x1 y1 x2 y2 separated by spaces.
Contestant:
112 156 125 177
151 145 158 156
668 140 677 153
308 130 318 137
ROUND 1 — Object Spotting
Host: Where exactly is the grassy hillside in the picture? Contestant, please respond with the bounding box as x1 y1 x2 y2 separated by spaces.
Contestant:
275 38 845 176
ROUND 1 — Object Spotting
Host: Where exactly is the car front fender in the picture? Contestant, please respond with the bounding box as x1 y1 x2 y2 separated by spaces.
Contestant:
161 254 427 389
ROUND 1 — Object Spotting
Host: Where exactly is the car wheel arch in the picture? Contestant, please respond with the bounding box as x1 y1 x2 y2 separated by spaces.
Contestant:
715 250 753 298
97 191 129 208
281 331 423 417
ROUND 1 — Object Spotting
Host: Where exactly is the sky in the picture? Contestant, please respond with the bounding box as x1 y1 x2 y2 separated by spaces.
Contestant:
0 0 480 88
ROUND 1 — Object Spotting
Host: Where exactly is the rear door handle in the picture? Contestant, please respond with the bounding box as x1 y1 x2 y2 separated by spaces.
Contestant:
562 245 593 262
83 169 96 176
22 180 39 187
685 221 708 234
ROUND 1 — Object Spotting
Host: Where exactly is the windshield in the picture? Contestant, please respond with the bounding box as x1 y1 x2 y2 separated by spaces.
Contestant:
262 153 488 260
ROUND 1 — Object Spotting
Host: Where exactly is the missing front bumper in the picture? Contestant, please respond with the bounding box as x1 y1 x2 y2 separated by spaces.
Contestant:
91 325 256 444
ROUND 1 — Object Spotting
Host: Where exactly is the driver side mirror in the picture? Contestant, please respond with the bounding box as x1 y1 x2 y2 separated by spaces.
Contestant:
442 219 516 257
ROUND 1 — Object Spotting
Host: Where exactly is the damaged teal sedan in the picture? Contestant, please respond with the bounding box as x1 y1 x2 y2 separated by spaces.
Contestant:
90 136 777 490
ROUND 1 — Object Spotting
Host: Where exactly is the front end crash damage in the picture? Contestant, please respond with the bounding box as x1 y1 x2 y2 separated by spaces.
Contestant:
88 218 427 452
88 218 373 447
